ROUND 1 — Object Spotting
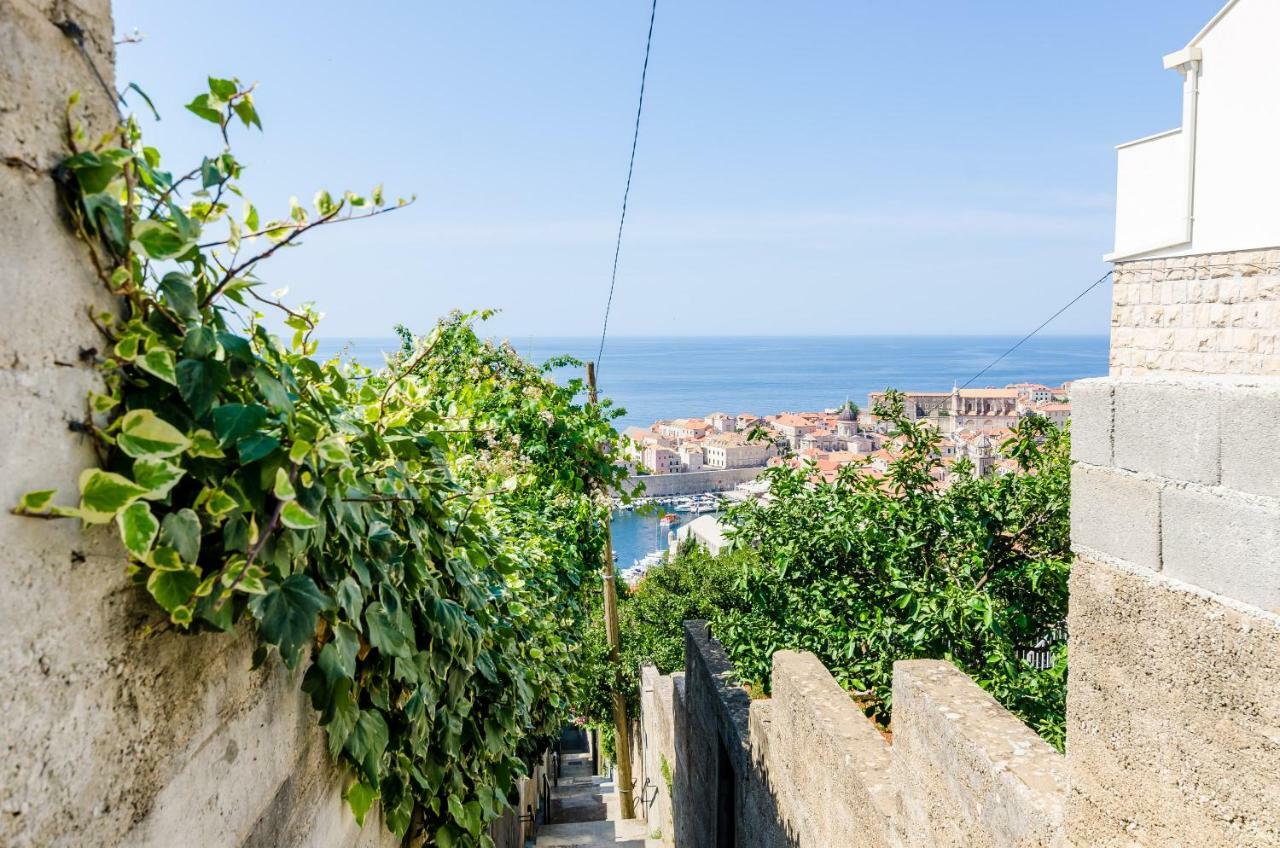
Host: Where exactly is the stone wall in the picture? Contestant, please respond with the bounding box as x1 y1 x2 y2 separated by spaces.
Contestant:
1110 249 1280 377
634 666 679 846
0 5 538 847
623 466 765 497
653 622 1066 848
1067 369 1280 846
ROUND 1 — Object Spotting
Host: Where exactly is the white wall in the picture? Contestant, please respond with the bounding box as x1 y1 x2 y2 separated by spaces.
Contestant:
1110 0 1280 260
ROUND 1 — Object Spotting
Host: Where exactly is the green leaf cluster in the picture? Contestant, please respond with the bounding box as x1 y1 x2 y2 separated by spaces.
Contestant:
19 80 623 844
717 391 1071 748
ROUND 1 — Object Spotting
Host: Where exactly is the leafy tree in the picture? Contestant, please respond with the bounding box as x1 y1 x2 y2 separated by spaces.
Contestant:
719 390 1071 748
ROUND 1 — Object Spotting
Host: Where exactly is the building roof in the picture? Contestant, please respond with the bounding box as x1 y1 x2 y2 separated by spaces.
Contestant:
774 413 815 429
957 388 1020 399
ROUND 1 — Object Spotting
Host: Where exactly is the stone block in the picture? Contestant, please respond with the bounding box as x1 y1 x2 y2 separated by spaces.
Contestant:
890 660 1066 848
1070 465 1162 570
1161 485 1280 613
1068 379 1113 466
1112 379 1220 485
1220 382 1280 498
751 651 894 847
1067 555 1280 846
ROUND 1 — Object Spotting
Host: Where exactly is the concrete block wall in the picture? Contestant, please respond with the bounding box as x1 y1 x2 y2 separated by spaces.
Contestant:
1110 250 1280 377
1069 291 1280 848
0 4 390 846
652 623 1067 848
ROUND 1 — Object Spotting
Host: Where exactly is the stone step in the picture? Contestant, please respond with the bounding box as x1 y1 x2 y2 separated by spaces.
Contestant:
534 819 647 847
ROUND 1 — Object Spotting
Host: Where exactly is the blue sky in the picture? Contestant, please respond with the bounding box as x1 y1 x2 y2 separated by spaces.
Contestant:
112 1 1224 339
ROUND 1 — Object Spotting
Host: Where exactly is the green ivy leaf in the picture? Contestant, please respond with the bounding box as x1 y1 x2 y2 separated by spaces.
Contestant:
181 325 218 359
273 468 296 500
159 508 202 564
207 76 238 100
78 468 149 523
185 92 222 124
177 358 230 418
236 432 280 464
253 574 330 664
159 272 199 321
232 95 262 130
117 501 159 558
345 780 378 827
204 488 239 517
139 348 178 385
188 428 224 458
281 501 320 530
366 602 412 658
220 554 267 594
15 489 57 514
325 678 359 759
133 458 186 500
146 567 199 614
345 708 389 783
254 366 294 414
337 576 365 626
319 622 360 684
212 403 268 446
117 409 191 459
132 220 192 260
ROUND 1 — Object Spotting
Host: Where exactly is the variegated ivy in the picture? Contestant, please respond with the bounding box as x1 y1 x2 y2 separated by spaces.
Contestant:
15 78 625 846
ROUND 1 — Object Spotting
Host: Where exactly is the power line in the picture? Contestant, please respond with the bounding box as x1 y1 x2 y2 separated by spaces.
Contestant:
596 0 659 374
917 269 1114 416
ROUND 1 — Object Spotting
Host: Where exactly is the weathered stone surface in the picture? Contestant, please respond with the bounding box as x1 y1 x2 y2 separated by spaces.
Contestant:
749 651 894 847
1220 381 1280 498
1161 484 1280 613
891 660 1066 848
1111 252 1280 377
1112 379 1221 485
1068 378 1113 467
656 628 1068 848
636 665 677 846
1069 464 1162 570
0 3 396 846
1067 555 1280 847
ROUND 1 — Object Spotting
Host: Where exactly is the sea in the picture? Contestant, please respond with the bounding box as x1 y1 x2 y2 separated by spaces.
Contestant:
315 335 1110 568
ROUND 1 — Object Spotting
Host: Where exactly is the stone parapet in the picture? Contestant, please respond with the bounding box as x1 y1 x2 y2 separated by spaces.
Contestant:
1111 250 1280 377
891 661 1067 848
656 624 1067 848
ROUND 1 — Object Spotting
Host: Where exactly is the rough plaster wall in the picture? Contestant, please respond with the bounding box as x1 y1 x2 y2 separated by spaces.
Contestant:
1067 555 1280 847
1110 251 1280 377
0 3 395 846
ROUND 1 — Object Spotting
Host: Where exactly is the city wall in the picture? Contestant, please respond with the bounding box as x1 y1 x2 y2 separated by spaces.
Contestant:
635 622 1066 848
622 466 764 498
0 4 536 846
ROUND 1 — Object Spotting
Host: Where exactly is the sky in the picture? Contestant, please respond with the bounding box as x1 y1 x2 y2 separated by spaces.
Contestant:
112 1 1225 340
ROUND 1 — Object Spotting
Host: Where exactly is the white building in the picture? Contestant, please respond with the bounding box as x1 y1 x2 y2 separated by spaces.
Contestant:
678 443 705 472
1110 0 1280 262
642 444 680 475
675 515 729 556
703 433 774 469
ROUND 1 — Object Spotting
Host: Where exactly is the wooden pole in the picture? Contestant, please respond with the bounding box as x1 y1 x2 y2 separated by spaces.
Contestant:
586 361 636 819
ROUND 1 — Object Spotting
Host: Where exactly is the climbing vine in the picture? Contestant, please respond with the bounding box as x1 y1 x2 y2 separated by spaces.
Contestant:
15 79 623 845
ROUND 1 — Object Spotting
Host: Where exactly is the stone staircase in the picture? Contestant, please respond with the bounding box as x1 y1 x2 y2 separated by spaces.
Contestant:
534 751 653 848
